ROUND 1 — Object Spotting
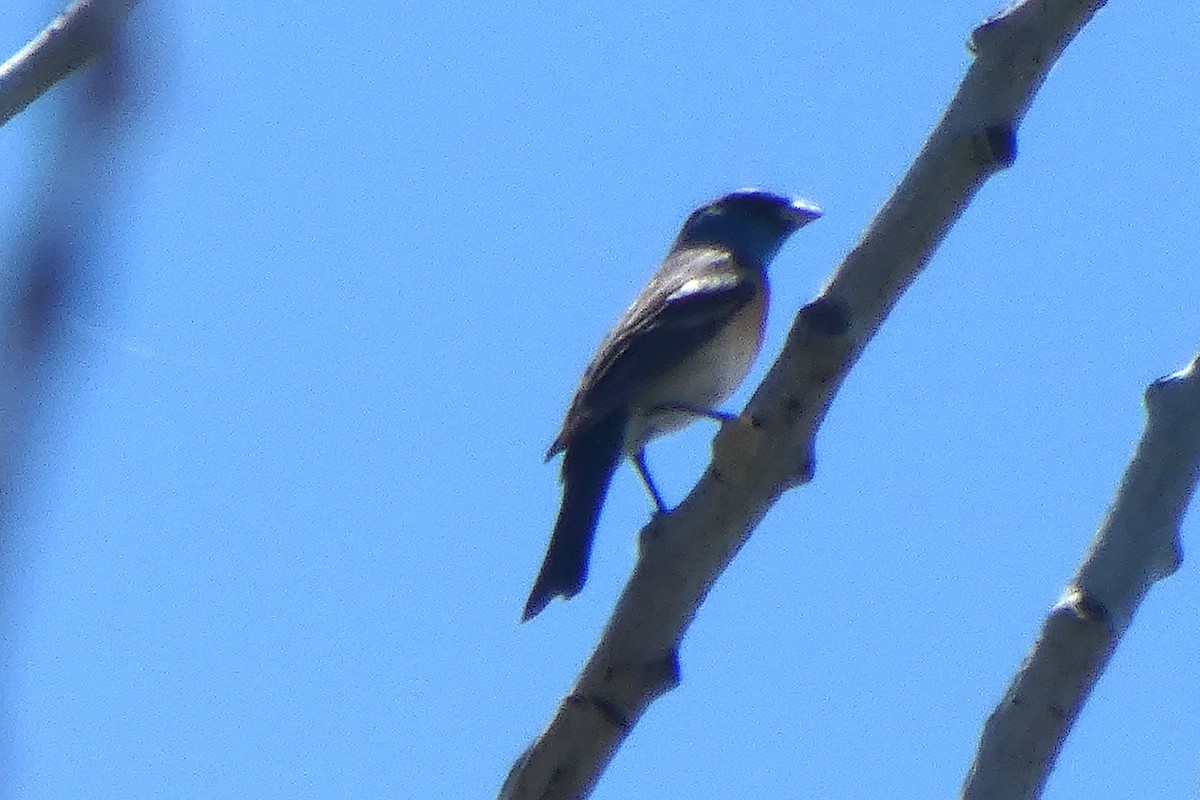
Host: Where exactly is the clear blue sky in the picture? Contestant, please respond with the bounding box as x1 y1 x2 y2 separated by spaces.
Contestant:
2 2 1197 798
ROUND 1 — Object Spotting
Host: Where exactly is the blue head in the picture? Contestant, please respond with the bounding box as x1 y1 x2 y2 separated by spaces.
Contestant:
675 189 822 267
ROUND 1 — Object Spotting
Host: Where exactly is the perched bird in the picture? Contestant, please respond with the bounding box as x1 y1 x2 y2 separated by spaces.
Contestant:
522 189 821 621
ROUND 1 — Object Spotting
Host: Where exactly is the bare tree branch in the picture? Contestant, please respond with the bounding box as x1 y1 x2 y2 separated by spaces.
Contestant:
0 0 142 129
962 352 1198 800
501 1 1109 798
1 7 153 795
1 0 144 641
1 8 140 519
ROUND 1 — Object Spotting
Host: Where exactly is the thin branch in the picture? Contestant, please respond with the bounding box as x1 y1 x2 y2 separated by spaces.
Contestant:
962 352 1198 800
1 0 143 624
501 1 1108 798
0 19 145 793
0 0 142 129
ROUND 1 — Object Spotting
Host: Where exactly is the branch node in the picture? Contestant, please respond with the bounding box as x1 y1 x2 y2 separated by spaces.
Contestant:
797 449 816 485
779 447 816 489
567 693 631 732
799 296 851 337
983 123 1018 169
637 514 669 550
659 648 682 691
1060 588 1111 627
968 2 1025 56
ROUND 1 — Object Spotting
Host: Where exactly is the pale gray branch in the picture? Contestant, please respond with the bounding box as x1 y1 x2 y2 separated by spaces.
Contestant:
0 0 142 129
961 353 1198 800
1 0 143 596
501 1 1108 798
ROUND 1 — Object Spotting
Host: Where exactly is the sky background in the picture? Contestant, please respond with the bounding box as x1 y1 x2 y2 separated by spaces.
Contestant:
1 2 1197 798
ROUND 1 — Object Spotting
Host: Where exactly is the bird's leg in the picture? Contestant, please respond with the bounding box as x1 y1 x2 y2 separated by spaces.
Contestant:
632 448 669 513
649 403 738 424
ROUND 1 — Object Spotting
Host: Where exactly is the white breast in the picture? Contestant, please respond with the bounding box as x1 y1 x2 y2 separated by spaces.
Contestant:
624 292 765 452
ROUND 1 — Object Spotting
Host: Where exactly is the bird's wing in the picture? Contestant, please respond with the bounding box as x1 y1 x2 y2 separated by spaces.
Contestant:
547 247 756 457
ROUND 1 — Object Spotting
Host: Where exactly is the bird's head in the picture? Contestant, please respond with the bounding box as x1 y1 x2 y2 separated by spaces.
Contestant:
676 188 822 267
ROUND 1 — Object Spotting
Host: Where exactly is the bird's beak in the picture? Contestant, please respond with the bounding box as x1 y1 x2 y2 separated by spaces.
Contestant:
786 199 823 225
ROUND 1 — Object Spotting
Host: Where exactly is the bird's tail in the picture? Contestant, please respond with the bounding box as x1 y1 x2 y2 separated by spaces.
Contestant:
522 414 626 621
